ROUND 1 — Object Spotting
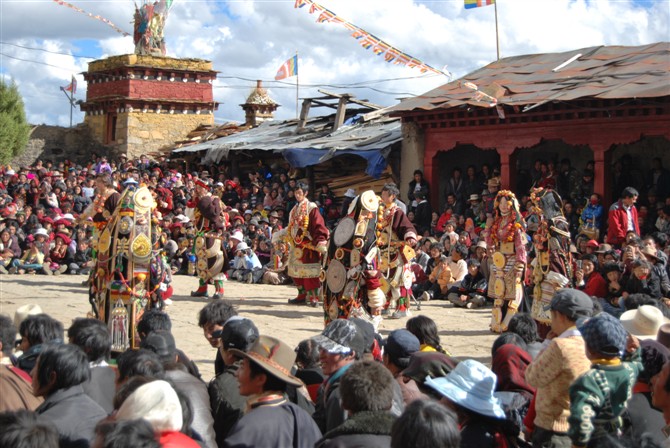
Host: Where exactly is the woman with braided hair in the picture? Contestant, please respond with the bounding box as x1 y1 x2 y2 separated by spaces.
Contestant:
485 190 527 333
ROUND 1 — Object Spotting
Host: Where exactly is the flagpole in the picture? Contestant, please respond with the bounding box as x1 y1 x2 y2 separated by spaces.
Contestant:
69 89 74 128
494 0 500 60
295 50 299 120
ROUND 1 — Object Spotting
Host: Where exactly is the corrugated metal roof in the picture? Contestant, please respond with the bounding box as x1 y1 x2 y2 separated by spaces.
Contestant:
391 42 670 113
173 114 401 166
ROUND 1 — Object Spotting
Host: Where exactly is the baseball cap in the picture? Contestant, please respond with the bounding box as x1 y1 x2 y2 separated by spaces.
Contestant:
212 317 259 352
586 239 599 248
312 319 366 356
544 288 593 320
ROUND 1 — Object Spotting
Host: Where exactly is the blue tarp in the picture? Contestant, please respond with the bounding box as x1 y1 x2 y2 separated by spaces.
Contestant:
282 147 390 178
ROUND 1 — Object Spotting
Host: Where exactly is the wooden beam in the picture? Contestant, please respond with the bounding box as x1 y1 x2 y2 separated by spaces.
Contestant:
297 99 312 130
333 97 348 131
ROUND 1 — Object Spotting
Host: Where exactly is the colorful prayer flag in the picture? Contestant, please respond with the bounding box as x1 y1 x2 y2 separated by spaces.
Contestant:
464 0 495 9
60 76 77 94
275 55 298 80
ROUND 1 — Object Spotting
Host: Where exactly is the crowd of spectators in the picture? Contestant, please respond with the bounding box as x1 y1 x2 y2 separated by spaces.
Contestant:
1 292 670 447
1 154 670 447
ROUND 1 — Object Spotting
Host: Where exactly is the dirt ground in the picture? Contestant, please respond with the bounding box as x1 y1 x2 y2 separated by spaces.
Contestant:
0 275 497 380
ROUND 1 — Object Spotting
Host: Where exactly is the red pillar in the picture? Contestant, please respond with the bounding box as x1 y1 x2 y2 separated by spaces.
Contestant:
424 132 439 208
497 146 516 191
591 144 611 206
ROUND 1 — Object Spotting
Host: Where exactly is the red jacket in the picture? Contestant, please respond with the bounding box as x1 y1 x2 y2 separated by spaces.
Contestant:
580 272 608 299
607 201 639 245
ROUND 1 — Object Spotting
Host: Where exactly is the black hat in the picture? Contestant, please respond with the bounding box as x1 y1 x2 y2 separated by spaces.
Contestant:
140 330 177 362
384 329 420 365
544 289 594 320
212 317 259 352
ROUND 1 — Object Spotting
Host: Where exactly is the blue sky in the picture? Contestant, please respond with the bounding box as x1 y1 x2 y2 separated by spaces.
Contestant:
1 0 668 126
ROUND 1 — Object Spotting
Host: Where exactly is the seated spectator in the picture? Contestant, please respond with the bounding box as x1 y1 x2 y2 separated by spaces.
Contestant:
568 312 643 447
0 315 42 412
46 233 72 275
417 254 451 301
624 259 662 299
136 310 200 379
115 379 200 448
0 409 59 448
601 262 625 316
33 344 107 447
224 335 322 448
140 330 216 448
69 237 92 276
294 338 325 403
208 317 258 446
406 315 450 354
9 229 49 275
575 254 608 298
623 340 668 446
391 400 460 448
642 245 670 297
447 243 468 288
315 361 397 448
16 314 63 374
93 419 160 448
0 228 20 274
448 258 488 308
67 318 115 414
230 242 263 284
507 313 543 359
426 359 520 447
197 300 238 376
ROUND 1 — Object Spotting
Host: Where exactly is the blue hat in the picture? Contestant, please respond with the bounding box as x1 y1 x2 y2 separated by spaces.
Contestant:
425 359 505 419
579 312 628 357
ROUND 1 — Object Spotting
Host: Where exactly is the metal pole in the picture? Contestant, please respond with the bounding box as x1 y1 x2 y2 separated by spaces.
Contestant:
295 51 299 120
494 0 500 60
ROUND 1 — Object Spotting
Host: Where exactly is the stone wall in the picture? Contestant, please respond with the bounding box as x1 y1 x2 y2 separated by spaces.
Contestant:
12 124 111 167
125 111 213 158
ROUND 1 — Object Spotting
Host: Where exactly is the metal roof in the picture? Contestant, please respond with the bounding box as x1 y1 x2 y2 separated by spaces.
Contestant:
174 114 401 166
391 42 670 114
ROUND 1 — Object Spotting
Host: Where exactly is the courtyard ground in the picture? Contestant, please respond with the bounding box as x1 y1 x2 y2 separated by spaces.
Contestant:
0 275 497 380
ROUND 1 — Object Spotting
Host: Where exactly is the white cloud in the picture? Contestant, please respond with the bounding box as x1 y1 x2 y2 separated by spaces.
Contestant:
0 0 667 126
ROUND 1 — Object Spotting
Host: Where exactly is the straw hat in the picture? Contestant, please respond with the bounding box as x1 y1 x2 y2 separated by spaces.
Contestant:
229 335 303 387
620 305 670 340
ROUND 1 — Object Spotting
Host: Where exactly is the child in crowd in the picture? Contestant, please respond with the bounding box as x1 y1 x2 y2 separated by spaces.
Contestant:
418 254 451 302
568 312 642 447
448 259 488 309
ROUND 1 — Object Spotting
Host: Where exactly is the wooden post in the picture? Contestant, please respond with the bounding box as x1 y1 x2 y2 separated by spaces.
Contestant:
297 99 311 131
333 97 348 131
